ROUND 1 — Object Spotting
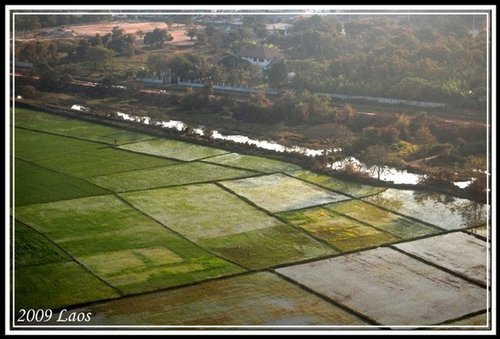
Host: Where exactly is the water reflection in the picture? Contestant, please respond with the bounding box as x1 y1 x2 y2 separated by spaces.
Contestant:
364 188 488 230
113 111 469 187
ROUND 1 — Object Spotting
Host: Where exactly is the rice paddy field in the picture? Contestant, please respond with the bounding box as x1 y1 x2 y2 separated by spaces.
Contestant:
10 108 491 330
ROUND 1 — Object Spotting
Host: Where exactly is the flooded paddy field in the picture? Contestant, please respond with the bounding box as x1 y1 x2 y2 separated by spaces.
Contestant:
11 108 490 329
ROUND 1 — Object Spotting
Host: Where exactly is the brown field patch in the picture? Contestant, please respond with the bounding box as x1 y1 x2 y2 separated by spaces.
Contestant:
63 21 191 44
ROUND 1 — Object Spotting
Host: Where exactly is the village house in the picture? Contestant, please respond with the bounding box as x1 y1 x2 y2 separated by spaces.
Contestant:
238 46 283 68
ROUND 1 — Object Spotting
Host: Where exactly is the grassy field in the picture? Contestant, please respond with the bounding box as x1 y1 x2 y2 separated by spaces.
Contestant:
49 272 366 326
119 139 230 161
15 262 121 312
14 158 110 206
15 195 244 294
326 200 442 239
278 207 398 252
220 173 351 213
363 188 488 230
13 108 153 145
14 128 102 162
290 169 386 197
14 220 120 312
121 184 335 269
11 108 488 327
90 162 255 192
198 225 336 269
14 220 69 267
202 153 303 173
36 147 178 178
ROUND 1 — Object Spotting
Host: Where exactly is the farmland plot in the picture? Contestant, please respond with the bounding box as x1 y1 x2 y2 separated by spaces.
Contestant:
119 139 229 161
14 221 119 311
14 108 153 145
14 158 110 206
363 188 488 230
121 184 336 269
48 272 367 326
90 162 255 192
278 207 397 252
219 173 350 213
15 195 243 294
290 169 386 197
36 147 178 178
203 152 302 173
277 247 487 326
326 200 441 239
14 128 101 162
394 232 488 285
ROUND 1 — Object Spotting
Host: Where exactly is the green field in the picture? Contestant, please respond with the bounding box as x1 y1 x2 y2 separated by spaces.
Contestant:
326 200 442 239
11 108 488 327
121 184 335 269
119 138 230 161
14 220 120 312
202 152 303 173
14 108 153 145
14 128 102 162
363 189 489 230
290 170 387 197
15 262 121 312
14 158 110 206
90 162 255 192
36 147 178 178
220 173 350 212
14 220 69 267
15 195 244 294
49 272 367 326
278 207 398 252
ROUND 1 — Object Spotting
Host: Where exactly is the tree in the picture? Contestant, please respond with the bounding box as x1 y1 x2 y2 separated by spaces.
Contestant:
20 85 37 99
15 15 41 38
187 28 198 41
415 126 437 160
359 144 391 180
143 28 173 48
267 59 287 88
84 46 113 70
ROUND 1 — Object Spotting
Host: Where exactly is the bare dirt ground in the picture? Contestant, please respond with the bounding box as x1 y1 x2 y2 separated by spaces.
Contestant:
61 21 192 44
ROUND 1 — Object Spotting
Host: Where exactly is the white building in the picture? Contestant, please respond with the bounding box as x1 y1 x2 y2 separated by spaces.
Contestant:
238 46 283 68
265 23 292 36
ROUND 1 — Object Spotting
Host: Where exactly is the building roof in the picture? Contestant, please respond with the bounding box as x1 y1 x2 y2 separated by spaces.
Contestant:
265 23 292 31
238 46 282 60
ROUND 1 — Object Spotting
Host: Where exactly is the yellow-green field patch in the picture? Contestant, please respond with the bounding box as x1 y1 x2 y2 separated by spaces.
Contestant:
121 184 335 268
119 138 229 161
219 173 350 212
326 200 442 239
278 207 397 252
15 195 244 294
50 272 367 326
202 152 303 173
90 162 255 192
